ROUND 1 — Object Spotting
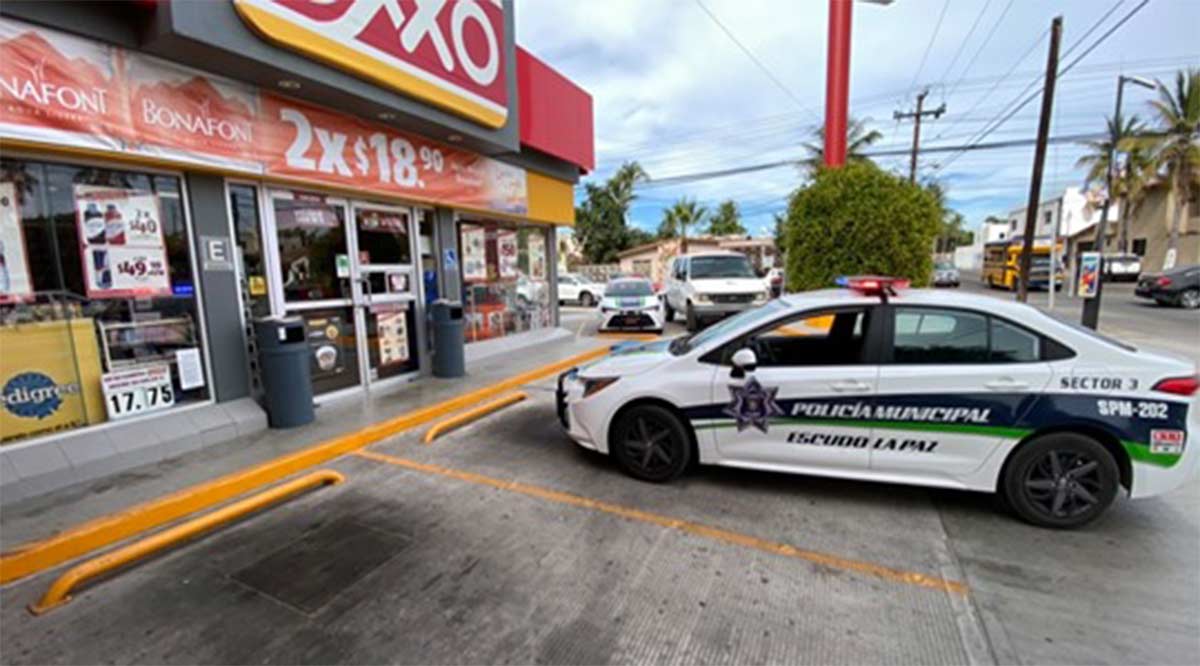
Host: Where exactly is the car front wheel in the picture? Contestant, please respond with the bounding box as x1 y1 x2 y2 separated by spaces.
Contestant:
610 405 691 483
685 303 698 332
1179 288 1200 309
1002 433 1119 529
664 301 675 322
579 292 595 307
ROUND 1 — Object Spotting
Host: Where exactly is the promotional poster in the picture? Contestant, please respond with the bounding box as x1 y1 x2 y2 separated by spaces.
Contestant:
75 185 171 299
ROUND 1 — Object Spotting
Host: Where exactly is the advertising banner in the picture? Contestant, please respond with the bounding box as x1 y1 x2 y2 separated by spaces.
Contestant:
1 318 106 444
0 19 128 151
527 233 546 280
1078 251 1100 299
497 229 518 279
0 18 530 218
461 224 487 281
376 310 410 367
75 185 171 299
0 182 33 303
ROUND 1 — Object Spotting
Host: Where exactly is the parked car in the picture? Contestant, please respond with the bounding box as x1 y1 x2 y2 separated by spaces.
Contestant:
932 261 960 287
1103 253 1142 282
663 252 770 332
557 272 605 307
1135 264 1200 309
598 277 664 333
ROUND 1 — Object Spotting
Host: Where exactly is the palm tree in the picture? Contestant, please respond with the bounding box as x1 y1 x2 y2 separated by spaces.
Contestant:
1143 68 1200 269
802 117 883 173
1076 112 1153 253
661 197 707 253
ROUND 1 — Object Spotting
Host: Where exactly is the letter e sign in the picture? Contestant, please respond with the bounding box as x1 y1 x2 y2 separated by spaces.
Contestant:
202 236 233 272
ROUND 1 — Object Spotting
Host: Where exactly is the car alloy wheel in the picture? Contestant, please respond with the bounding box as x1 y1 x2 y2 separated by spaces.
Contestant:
580 292 594 307
611 405 690 482
1180 288 1200 309
1003 433 1118 529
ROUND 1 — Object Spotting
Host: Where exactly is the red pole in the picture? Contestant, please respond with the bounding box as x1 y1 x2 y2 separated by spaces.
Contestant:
824 0 853 168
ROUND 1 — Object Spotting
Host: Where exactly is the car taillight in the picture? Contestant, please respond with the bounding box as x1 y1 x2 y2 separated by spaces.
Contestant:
1153 376 1199 396
1156 276 1173 287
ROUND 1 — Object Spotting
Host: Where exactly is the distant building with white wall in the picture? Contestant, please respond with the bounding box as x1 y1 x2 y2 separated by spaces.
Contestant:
1005 186 1115 242
954 217 1011 271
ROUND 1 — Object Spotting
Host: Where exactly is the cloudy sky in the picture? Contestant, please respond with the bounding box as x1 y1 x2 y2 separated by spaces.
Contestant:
515 0 1199 237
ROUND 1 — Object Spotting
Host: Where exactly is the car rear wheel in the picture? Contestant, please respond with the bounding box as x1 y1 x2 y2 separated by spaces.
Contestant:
610 405 691 483
685 303 698 332
664 302 675 322
579 292 595 307
1002 433 1119 529
1179 288 1200 309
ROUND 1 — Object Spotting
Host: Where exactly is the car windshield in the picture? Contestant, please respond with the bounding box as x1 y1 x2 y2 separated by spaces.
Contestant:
689 255 756 279
935 262 955 270
606 280 654 297
669 300 787 355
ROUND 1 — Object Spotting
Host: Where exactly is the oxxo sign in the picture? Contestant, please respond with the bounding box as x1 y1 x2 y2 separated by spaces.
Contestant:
234 0 508 128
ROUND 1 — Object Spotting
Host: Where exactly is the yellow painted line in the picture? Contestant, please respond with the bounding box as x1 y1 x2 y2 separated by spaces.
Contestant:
0 345 614 585
353 450 968 596
28 470 345 615
423 392 528 444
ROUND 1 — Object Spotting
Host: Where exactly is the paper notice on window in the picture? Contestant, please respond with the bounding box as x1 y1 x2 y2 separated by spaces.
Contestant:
175 347 206 390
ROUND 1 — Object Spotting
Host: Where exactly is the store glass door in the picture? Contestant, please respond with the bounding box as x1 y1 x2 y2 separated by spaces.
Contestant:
268 190 361 397
351 203 421 386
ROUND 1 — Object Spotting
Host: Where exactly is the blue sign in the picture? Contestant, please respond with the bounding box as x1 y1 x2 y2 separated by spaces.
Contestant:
443 248 458 271
1 372 76 420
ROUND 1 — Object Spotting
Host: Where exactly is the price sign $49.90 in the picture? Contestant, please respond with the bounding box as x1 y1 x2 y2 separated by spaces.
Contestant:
101 364 175 420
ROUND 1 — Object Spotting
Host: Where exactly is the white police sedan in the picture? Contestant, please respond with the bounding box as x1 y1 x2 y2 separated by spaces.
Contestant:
597 277 665 333
558 277 1198 528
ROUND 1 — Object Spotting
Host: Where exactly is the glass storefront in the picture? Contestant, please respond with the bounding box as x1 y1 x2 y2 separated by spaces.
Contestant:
457 219 552 343
0 157 209 445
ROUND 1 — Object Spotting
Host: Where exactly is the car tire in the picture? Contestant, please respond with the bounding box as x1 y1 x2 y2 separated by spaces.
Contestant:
1002 433 1119 529
664 302 675 323
579 292 594 307
685 303 698 332
610 404 691 483
1179 288 1200 310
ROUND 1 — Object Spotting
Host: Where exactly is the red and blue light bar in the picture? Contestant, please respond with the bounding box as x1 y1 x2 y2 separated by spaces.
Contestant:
835 275 910 296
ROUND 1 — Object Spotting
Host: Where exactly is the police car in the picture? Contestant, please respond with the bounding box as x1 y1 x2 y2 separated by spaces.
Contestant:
557 277 1198 528
597 277 665 333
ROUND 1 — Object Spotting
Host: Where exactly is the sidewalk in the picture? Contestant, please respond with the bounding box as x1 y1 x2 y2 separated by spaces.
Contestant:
0 333 608 553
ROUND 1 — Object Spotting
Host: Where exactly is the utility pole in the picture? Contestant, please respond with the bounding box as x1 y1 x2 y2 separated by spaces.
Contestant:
1016 15 1061 303
894 89 946 183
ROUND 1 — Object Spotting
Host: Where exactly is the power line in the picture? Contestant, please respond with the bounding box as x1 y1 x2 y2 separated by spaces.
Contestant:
935 0 1151 174
908 0 952 93
936 0 992 92
943 0 1017 100
693 0 819 122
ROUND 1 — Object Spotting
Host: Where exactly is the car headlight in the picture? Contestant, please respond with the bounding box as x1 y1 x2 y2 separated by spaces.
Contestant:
753 290 769 302
695 293 711 303
582 377 619 397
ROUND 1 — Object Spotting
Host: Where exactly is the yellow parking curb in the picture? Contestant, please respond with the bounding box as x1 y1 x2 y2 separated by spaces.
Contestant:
28 470 344 615
423 392 528 444
0 345 613 585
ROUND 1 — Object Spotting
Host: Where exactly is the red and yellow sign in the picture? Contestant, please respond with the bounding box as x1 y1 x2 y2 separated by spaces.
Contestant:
233 0 509 128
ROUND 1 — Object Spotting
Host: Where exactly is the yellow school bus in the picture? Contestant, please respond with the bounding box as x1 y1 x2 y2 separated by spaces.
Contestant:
982 240 1063 290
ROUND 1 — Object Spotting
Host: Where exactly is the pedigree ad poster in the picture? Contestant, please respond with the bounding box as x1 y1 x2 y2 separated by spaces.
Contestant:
0 17 529 217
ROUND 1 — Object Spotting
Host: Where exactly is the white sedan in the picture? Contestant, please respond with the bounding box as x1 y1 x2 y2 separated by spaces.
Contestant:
558 276 1198 528
597 277 665 333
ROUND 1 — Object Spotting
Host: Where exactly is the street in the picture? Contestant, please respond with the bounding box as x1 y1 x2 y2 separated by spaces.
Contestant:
3 297 1196 665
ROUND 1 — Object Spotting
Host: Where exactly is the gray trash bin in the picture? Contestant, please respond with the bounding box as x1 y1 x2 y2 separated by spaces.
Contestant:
254 316 315 428
431 299 465 378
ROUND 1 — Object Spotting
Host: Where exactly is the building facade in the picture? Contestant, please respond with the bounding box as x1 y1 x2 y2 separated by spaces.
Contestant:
1067 182 1200 275
0 1 593 501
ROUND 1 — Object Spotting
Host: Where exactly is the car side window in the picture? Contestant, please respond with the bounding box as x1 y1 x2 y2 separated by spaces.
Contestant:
750 309 871 367
561 276 576 285
991 318 1040 362
893 308 988 364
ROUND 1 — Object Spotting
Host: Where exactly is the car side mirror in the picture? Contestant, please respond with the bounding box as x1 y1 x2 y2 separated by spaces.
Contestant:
731 347 757 378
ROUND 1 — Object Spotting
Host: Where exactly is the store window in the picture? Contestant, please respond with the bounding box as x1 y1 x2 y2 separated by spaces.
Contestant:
458 219 551 343
272 194 349 303
1 157 209 445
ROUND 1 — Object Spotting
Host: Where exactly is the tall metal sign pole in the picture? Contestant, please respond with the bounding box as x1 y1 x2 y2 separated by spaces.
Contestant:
1016 16 1061 303
824 0 853 168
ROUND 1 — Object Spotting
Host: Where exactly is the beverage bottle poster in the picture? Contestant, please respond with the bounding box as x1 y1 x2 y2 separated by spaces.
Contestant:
74 185 170 298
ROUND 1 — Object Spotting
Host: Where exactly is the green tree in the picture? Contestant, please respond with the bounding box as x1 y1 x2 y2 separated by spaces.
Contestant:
626 227 655 247
659 197 707 253
573 161 648 263
707 199 746 236
1077 112 1152 253
1143 68 1199 268
781 162 940 290
801 118 883 174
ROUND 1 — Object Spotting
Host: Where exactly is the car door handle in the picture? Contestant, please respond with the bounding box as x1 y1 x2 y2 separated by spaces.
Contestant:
831 380 872 392
985 378 1029 391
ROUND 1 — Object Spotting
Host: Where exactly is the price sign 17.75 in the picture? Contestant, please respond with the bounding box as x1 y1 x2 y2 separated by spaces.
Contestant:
101 364 175 421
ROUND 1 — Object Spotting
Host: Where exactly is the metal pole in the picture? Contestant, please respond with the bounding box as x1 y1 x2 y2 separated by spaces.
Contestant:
909 91 926 183
824 0 853 168
1081 78 1124 329
1017 16 1061 303
1049 197 1062 309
